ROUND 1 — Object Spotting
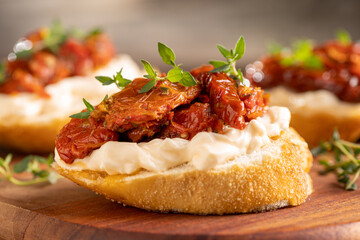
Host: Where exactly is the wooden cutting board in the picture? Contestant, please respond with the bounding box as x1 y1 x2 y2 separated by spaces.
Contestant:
1 155 360 240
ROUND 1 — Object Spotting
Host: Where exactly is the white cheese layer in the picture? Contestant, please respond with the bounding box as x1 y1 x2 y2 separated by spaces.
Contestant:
267 86 360 118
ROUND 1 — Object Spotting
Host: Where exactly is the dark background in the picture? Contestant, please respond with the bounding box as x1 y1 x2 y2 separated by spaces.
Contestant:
1 0 360 71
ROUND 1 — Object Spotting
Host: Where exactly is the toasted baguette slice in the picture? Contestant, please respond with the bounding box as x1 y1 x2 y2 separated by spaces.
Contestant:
54 128 313 215
289 112 360 149
267 87 360 148
0 117 69 153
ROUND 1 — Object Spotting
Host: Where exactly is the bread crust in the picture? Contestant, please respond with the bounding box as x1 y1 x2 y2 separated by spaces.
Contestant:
55 128 313 215
0 118 69 153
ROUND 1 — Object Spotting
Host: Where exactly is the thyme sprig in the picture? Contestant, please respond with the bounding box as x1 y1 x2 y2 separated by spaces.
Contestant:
267 30 353 70
209 36 245 85
97 42 197 94
139 42 197 93
70 95 108 119
312 129 360 190
269 39 324 70
95 68 131 88
69 98 95 119
0 154 60 186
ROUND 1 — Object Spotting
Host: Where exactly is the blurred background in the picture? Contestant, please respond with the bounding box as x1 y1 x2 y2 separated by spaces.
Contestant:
1 0 360 71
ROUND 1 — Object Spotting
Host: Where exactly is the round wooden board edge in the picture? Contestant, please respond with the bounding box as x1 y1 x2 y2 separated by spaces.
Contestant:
1 201 360 240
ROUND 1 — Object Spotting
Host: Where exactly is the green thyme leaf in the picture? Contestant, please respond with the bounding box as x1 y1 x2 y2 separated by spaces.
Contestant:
139 79 156 93
34 156 48 164
95 76 114 85
217 44 232 58
304 55 323 69
336 29 351 45
237 70 244 83
141 60 157 79
210 36 246 85
158 42 176 66
354 148 360 157
102 94 109 102
113 69 132 87
209 60 228 68
311 144 327 156
319 159 330 167
0 154 11 167
210 64 231 73
96 69 131 88
180 71 197 87
314 129 360 191
167 68 183 83
338 174 350 184
137 42 197 93
83 98 94 111
69 98 93 119
234 36 245 61
13 156 33 173
292 40 312 62
34 170 49 178
69 111 91 119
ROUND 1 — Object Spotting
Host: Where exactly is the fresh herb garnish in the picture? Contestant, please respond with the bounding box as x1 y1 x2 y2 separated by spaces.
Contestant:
12 20 66 59
336 29 351 45
43 20 68 54
268 39 324 70
138 42 197 93
279 40 324 70
69 98 95 119
209 36 246 85
312 129 360 190
95 68 131 88
0 154 60 186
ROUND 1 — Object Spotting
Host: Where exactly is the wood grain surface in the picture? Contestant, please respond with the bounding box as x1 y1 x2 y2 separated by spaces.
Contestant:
0 153 360 240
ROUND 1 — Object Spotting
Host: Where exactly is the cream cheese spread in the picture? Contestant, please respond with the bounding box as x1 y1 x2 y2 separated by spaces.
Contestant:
55 106 291 175
267 86 360 118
